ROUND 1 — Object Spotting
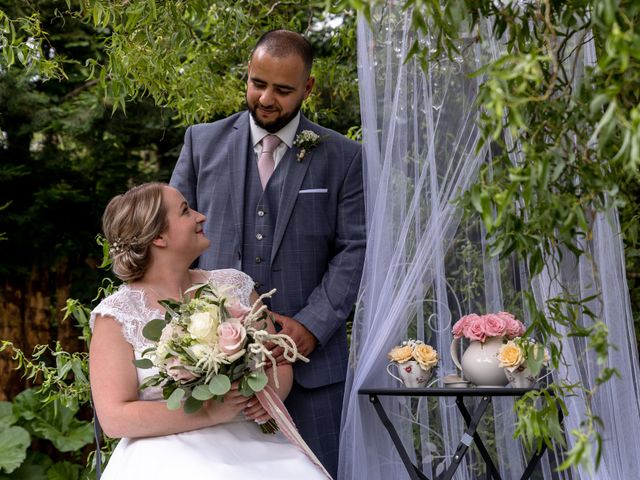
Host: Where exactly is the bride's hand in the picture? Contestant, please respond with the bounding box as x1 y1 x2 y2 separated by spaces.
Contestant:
243 396 271 424
205 382 250 425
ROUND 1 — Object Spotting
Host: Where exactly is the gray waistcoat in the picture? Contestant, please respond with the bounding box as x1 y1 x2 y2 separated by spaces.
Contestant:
241 145 287 306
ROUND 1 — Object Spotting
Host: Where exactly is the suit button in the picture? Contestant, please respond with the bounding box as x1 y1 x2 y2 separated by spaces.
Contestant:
256 233 263 240
255 281 262 289
255 256 262 263
257 210 265 217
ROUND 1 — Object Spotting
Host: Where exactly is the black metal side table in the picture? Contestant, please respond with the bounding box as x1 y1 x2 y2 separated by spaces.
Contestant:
359 387 561 480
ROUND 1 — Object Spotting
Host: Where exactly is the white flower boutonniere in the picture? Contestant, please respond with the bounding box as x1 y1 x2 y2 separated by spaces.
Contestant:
293 130 321 162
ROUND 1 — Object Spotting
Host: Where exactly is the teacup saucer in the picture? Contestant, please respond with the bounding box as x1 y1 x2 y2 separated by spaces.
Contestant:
442 374 470 388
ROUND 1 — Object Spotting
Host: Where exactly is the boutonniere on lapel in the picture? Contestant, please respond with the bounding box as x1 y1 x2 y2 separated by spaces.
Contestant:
293 130 321 162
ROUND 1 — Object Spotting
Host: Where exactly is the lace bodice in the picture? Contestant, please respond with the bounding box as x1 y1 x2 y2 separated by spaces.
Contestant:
90 268 254 400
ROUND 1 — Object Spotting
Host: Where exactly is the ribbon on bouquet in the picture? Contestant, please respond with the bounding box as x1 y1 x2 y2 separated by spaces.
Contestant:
256 385 332 479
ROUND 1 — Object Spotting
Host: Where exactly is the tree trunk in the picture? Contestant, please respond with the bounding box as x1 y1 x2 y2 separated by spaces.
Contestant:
0 282 25 401
0 261 84 400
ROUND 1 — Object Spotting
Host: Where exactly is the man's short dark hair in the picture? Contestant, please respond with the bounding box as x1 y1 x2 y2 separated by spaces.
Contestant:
251 30 314 75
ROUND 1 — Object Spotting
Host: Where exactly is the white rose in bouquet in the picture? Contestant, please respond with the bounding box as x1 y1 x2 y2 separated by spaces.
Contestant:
188 310 219 344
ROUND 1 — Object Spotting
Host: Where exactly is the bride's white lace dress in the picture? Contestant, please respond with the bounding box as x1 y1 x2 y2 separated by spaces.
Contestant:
90 268 327 479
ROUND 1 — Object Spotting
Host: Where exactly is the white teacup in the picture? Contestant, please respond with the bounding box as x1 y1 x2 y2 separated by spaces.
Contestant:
386 360 432 388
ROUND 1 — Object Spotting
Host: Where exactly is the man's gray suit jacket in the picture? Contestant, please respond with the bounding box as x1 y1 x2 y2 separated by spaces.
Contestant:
170 111 365 389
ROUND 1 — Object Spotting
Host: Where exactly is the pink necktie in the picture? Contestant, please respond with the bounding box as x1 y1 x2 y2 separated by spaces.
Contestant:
258 134 282 189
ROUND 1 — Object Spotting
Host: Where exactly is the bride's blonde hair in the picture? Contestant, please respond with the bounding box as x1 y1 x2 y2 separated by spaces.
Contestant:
102 182 168 282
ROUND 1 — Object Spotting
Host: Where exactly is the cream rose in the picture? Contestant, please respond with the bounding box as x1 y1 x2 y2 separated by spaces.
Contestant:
497 341 524 371
413 344 438 370
388 345 413 363
188 310 220 344
218 322 247 356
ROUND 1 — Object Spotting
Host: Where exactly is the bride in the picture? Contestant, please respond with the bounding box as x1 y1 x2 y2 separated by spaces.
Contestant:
89 182 329 479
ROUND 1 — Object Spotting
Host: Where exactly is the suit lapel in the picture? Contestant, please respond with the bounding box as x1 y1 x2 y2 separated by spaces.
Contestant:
230 112 250 247
271 117 314 264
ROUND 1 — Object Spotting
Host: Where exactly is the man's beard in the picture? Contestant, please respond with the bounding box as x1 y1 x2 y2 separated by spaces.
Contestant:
247 101 302 133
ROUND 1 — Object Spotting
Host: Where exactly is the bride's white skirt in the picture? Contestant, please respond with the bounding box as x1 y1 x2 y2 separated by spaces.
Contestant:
101 419 328 479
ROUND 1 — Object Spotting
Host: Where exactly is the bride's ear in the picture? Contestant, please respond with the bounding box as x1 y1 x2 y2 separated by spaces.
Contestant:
152 235 167 248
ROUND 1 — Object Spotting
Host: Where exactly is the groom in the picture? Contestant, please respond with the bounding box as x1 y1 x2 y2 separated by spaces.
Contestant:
170 30 365 477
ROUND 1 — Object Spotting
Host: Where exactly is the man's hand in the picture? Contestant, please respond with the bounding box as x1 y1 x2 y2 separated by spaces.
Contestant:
270 313 317 365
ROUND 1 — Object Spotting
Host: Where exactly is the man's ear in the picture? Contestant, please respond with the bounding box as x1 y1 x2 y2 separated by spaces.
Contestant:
303 76 315 100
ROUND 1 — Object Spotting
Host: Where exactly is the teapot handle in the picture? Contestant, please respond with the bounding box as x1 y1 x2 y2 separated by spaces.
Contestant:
450 337 463 373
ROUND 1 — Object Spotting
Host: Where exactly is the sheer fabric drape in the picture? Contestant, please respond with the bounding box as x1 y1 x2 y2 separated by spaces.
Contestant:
340 5 640 480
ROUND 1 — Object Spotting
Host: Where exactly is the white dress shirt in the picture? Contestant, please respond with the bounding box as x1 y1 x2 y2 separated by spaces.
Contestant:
249 112 301 168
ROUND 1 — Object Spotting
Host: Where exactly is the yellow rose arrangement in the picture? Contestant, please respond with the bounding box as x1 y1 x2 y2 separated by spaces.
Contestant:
388 339 439 371
413 343 439 370
497 337 548 373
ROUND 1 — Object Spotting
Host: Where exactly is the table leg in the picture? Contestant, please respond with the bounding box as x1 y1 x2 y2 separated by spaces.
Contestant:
455 396 502 480
440 396 501 480
368 394 430 480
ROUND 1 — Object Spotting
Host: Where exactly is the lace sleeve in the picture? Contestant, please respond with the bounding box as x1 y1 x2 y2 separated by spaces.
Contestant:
90 286 160 351
200 269 255 306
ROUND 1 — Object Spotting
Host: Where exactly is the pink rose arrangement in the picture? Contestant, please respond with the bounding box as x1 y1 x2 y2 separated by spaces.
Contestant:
452 311 526 343
137 282 309 433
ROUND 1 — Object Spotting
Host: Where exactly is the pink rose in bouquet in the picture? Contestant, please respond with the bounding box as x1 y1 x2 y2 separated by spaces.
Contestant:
165 357 199 383
218 321 247 356
226 298 252 321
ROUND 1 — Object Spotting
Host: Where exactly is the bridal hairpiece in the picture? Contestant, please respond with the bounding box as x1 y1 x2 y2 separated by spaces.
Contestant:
109 237 136 256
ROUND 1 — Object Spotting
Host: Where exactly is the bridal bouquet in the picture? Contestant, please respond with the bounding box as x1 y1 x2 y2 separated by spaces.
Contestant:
135 282 308 433
452 311 526 343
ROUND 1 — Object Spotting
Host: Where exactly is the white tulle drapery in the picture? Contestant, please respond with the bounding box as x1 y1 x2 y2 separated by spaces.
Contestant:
339 5 640 480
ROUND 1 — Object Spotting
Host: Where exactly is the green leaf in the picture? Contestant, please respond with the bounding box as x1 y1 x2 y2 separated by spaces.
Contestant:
158 299 181 312
238 377 254 397
470 187 483 213
0 451 50 479
0 426 30 473
141 319 168 342
0 402 16 430
208 375 231 396
183 396 203 414
46 461 81 480
133 358 154 369
246 371 268 392
192 385 215 401
167 388 185 410
69 359 88 384
12 391 93 452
